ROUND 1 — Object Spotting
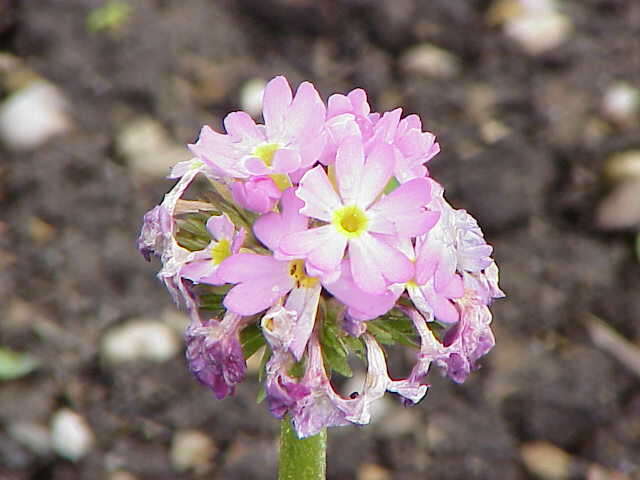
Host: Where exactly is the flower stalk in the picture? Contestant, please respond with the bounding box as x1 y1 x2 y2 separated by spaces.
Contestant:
279 418 326 480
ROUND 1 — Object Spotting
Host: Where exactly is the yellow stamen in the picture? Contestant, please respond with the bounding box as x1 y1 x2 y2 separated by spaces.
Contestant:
288 259 318 288
253 143 280 167
210 238 232 265
332 205 369 238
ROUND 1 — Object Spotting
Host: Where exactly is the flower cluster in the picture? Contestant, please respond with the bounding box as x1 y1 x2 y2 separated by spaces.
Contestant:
139 76 504 438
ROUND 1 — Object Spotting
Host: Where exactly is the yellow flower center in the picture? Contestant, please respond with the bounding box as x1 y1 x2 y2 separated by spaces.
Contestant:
253 143 280 167
332 205 369 238
288 259 318 288
269 173 292 191
210 238 232 265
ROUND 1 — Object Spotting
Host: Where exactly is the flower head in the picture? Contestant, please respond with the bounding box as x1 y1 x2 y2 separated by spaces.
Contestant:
139 75 503 438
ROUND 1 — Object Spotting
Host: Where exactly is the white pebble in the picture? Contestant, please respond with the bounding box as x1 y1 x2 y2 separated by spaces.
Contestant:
50 409 94 461
239 78 267 118
170 429 216 474
602 83 639 124
400 43 461 79
101 319 180 364
0 81 71 151
502 0 572 55
116 117 191 179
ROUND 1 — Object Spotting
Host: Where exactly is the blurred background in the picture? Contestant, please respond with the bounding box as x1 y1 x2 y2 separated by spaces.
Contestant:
1 1 639 479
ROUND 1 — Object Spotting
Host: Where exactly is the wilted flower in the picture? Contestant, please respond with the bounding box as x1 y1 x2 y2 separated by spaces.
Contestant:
139 75 503 438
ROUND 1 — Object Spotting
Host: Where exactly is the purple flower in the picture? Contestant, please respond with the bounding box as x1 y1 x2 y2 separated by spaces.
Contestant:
138 205 171 261
185 312 248 399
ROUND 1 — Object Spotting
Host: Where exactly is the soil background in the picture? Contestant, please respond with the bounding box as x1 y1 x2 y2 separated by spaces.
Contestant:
1 1 640 479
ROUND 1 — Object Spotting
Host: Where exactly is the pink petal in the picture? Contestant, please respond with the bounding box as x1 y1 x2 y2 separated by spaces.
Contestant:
335 136 366 206
285 82 326 142
439 273 464 298
242 156 271 175
263 76 293 139
272 148 302 173
324 261 399 320
349 233 413 294
216 253 285 283
327 93 352 117
206 214 234 241
223 275 293 316
188 126 247 178
280 226 346 273
368 178 436 237
356 142 393 209
285 283 322 361
296 166 342 222
254 188 307 252
224 111 264 142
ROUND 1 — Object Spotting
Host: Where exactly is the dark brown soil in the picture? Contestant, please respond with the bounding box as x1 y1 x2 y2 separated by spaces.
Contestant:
1 1 639 479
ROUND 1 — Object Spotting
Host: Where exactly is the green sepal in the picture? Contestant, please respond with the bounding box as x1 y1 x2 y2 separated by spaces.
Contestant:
240 324 266 359
319 308 361 378
383 177 400 194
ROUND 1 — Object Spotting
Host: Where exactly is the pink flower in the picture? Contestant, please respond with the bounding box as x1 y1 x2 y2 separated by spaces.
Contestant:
230 176 281 214
188 76 326 179
180 214 246 286
280 136 438 294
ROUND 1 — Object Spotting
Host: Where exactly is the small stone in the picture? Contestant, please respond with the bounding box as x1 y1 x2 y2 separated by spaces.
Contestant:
503 0 572 55
239 78 266 118
357 463 391 480
0 81 72 151
108 472 139 480
170 430 217 474
602 82 640 125
101 319 180 364
520 441 571 480
116 117 190 179
604 150 640 182
28 217 55 245
400 43 461 79
50 409 94 461
8 422 51 457
595 179 640 231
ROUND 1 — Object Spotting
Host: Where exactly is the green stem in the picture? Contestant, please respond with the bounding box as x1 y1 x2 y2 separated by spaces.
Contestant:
278 418 326 480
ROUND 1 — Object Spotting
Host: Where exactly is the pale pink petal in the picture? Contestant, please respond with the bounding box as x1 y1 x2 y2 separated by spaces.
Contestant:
434 249 457 293
216 253 284 283
349 233 413 294
223 275 293 316
438 273 464 298
324 260 400 320
206 214 234 241
368 178 436 237
242 156 271 175
272 148 302 173
280 226 346 273
224 111 264 142
285 283 322 360
263 76 293 139
356 142 394 209
285 82 326 142
347 88 370 116
188 126 247 178
335 136 366 205
327 93 352 117
372 108 401 144
414 243 439 286
296 166 342 222
254 188 307 252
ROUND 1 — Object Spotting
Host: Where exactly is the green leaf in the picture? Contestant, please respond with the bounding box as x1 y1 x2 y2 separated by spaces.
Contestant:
288 358 306 379
240 324 266 359
368 311 419 349
0 348 39 381
256 385 266 404
322 347 352 378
